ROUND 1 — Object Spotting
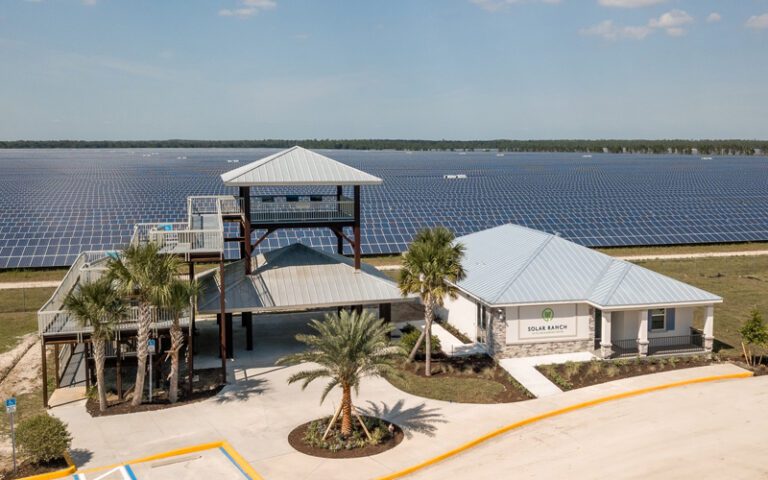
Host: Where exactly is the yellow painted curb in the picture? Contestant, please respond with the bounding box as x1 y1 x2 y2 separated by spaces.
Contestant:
73 440 263 479
377 371 754 480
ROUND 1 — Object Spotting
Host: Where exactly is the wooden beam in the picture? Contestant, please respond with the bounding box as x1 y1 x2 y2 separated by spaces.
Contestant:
354 185 361 270
330 226 355 248
187 261 194 397
225 313 233 360
41 341 49 409
219 260 227 384
116 340 123 401
251 228 275 251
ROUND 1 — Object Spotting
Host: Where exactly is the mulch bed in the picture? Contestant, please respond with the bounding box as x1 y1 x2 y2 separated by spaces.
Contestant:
288 417 404 459
536 356 713 391
86 368 224 417
1 457 69 480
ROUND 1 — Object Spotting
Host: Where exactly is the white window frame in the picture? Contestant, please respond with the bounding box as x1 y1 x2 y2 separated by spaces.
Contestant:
650 308 666 332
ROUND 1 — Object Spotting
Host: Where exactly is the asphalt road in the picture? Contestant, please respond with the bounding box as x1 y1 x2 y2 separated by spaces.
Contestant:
410 375 768 480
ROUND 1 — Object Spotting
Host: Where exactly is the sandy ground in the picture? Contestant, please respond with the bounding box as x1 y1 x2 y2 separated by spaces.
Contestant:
0 335 43 471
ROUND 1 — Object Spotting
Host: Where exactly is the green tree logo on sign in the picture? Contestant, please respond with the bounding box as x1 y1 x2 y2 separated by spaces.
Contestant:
542 308 554 322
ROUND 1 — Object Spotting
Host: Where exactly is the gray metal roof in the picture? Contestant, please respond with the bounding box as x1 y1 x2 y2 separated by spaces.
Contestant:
197 243 409 314
454 224 721 309
220 146 383 186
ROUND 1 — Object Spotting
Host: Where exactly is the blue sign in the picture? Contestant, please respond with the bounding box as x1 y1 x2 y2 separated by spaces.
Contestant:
148 339 156 354
5 398 16 413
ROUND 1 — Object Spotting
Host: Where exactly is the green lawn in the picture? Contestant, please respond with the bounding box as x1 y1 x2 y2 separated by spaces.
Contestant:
635 256 768 356
0 287 55 354
0 268 68 283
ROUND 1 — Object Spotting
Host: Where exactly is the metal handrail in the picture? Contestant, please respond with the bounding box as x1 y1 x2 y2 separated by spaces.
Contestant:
39 305 191 338
251 197 354 223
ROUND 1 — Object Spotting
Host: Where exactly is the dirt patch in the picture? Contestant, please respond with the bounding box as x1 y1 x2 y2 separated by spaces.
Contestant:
387 355 533 403
288 417 404 459
86 368 224 417
536 356 713 391
0 335 38 387
0 457 69 480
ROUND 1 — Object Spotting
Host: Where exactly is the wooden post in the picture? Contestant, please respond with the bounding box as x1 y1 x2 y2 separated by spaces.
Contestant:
116 340 123 401
336 186 344 254
187 261 195 396
225 313 234 360
41 341 48 409
239 186 252 274
53 343 59 388
244 311 253 351
219 259 227 384
379 303 391 323
84 342 91 390
353 185 361 270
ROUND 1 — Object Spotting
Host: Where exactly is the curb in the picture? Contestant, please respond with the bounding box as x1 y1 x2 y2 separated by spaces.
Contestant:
17 451 76 480
377 371 754 480
29 441 264 480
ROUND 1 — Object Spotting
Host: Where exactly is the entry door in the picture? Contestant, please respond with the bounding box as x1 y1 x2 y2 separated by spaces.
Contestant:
476 304 488 344
594 309 602 349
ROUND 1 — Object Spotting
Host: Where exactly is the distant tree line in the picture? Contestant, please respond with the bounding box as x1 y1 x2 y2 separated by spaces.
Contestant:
0 139 766 155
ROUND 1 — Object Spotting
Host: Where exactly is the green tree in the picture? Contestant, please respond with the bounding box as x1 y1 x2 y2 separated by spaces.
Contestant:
399 227 466 376
64 278 126 412
162 279 198 403
739 308 768 367
107 244 182 406
276 310 401 437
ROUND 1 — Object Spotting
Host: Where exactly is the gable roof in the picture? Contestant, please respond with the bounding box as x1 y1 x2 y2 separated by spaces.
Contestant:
220 146 383 186
196 243 409 314
454 224 722 309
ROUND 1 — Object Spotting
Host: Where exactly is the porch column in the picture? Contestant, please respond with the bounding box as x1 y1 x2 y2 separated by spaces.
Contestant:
637 310 649 356
243 311 253 351
704 305 715 352
600 311 612 359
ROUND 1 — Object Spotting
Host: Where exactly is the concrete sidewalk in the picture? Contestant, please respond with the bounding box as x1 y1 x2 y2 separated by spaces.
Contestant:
499 351 596 398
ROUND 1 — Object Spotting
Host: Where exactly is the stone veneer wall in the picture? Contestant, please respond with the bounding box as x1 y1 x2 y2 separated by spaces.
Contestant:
488 306 596 359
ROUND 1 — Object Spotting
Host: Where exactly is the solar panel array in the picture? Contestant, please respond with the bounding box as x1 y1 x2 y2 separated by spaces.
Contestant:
1 148 767 269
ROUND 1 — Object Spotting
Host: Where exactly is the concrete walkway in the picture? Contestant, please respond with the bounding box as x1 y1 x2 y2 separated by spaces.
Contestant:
499 352 596 398
409 373 768 480
49 316 751 480
617 250 768 262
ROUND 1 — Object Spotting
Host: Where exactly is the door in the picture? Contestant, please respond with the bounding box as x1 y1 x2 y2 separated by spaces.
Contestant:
476 304 489 344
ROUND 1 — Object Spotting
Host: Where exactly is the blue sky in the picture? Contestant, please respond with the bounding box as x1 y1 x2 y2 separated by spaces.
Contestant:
1 0 767 140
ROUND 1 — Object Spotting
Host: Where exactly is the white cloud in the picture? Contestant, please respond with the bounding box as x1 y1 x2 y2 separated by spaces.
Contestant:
580 20 651 40
598 0 666 8
648 9 693 36
706 12 721 23
581 9 693 41
470 0 560 12
746 13 768 30
219 0 276 18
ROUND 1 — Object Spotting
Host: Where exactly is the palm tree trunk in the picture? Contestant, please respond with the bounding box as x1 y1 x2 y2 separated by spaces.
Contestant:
340 384 353 437
132 301 151 406
93 338 108 412
168 318 183 403
424 301 434 377
407 329 426 363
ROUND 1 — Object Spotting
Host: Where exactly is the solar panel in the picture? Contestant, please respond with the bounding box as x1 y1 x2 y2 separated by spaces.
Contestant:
0 148 767 269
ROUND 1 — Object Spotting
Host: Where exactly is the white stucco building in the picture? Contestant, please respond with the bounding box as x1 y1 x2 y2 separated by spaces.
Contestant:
438 224 721 359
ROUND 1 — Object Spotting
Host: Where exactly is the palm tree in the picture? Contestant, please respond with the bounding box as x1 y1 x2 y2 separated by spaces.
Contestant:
399 226 466 376
276 310 401 437
64 278 127 412
107 243 182 406
162 279 198 403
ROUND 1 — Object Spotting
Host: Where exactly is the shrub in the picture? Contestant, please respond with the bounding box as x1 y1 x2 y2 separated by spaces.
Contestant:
400 329 441 356
302 416 393 450
563 361 582 380
16 414 72 464
586 359 603 376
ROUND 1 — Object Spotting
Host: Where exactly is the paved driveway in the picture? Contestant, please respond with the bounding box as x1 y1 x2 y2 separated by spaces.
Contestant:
409 375 768 480
50 314 758 480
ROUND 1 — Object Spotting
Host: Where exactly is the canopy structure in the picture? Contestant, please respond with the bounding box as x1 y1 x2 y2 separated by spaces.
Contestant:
220 146 383 186
454 224 722 310
197 243 411 314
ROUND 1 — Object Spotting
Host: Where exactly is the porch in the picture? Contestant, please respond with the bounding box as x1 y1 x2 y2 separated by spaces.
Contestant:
249 194 354 225
610 331 706 358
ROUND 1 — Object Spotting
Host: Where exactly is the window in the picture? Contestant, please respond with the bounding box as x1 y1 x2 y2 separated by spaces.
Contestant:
650 309 666 331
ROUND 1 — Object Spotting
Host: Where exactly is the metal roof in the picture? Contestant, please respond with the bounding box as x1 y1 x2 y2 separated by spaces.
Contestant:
197 243 410 314
220 146 383 186
454 224 722 309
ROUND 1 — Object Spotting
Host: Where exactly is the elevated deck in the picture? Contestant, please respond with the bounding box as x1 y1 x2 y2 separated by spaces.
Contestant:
250 194 354 225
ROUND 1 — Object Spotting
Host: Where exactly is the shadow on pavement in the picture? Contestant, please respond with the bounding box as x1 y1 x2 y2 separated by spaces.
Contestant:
360 399 446 438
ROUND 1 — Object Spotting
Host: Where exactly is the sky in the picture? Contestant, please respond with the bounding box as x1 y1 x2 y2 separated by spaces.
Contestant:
0 0 767 140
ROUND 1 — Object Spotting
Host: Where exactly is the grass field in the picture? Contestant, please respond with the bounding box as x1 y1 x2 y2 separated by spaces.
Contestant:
0 287 55 354
635 256 768 356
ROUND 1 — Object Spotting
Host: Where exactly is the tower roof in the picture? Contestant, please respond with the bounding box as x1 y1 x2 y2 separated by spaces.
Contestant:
220 146 383 186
